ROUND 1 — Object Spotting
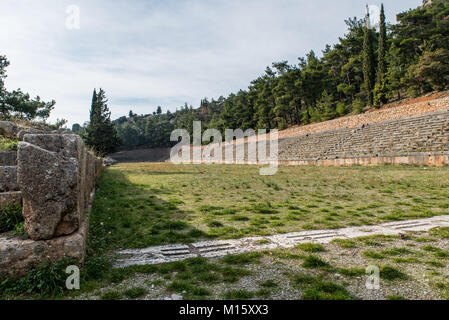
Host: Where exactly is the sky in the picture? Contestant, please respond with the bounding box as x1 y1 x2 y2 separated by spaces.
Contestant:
0 0 422 127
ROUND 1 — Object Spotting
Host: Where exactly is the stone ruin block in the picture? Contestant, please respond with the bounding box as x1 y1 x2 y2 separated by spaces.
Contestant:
17 134 99 241
0 166 19 192
0 151 17 166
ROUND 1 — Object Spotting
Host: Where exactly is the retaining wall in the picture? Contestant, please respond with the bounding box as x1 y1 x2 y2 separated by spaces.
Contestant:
0 123 102 277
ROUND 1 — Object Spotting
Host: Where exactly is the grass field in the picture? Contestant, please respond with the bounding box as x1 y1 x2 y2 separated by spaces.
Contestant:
2 162 448 300
91 163 449 251
80 163 448 300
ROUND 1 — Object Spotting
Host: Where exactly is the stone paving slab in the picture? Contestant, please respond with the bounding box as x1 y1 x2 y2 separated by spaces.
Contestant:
113 215 449 268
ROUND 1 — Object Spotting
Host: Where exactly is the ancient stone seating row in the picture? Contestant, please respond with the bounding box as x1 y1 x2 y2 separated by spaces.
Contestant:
326 111 449 159
260 110 449 162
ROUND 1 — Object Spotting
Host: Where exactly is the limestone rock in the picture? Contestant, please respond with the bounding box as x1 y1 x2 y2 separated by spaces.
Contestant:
0 166 19 192
0 121 20 139
17 142 79 240
0 151 17 166
0 216 89 277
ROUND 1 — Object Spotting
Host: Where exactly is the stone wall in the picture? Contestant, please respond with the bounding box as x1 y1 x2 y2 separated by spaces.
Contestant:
0 124 102 277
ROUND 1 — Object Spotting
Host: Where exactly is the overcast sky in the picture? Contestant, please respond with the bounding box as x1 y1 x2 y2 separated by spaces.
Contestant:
1 0 421 127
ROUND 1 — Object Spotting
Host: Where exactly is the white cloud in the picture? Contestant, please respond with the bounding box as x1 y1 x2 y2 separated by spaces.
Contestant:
0 0 422 127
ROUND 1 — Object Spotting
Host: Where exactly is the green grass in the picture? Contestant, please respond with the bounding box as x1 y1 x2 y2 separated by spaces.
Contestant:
362 250 386 259
337 267 365 277
221 252 263 265
89 163 449 251
100 290 123 300
0 205 23 233
302 255 330 269
331 238 357 248
223 289 255 300
296 243 326 253
381 248 414 256
3 163 449 299
380 266 408 281
123 287 148 299
429 227 449 239
387 295 406 300
0 137 18 151
292 274 352 300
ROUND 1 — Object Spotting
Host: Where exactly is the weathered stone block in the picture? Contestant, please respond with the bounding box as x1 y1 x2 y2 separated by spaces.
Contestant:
0 151 17 166
0 191 22 209
17 142 79 240
0 166 19 192
0 121 19 139
0 212 90 277
23 134 83 159
17 129 50 141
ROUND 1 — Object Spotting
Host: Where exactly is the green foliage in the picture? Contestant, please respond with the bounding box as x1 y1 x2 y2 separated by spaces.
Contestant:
405 49 449 94
374 77 390 107
352 98 365 114
429 227 449 239
0 137 18 151
123 287 148 299
85 88 121 156
221 252 263 265
363 12 376 107
114 3 449 149
293 274 352 300
0 55 55 121
296 243 326 253
377 3 388 82
302 255 330 269
0 205 23 233
380 266 408 281
0 258 76 298
336 102 346 116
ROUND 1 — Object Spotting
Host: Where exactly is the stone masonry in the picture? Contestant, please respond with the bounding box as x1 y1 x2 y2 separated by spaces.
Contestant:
192 109 449 166
0 122 102 277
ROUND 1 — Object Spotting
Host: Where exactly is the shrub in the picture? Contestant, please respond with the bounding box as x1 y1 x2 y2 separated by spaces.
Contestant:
0 205 23 233
352 99 365 114
0 258 77 297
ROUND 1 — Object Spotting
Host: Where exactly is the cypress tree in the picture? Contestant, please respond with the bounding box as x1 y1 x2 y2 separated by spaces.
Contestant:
378 3 387 81
374 4 390 107
363 5 376 107
85 88 121 156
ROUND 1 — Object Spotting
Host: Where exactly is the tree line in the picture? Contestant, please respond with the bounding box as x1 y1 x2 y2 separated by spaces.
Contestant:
78 1 449 152
0 56 56 123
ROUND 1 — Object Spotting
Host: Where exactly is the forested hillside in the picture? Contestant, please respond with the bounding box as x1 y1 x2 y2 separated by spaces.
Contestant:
104 1 449 150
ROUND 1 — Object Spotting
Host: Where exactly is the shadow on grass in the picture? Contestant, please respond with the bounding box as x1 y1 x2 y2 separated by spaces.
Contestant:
88 168 210 255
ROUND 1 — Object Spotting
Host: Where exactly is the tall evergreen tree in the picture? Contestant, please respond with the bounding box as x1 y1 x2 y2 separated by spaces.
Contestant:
85 88 121 156
363 6 376 106
377 3 387 81
374 3 390 107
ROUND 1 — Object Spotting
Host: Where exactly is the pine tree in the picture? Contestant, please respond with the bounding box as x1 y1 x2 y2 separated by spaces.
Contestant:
85 88 121 156
363 6 376 107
